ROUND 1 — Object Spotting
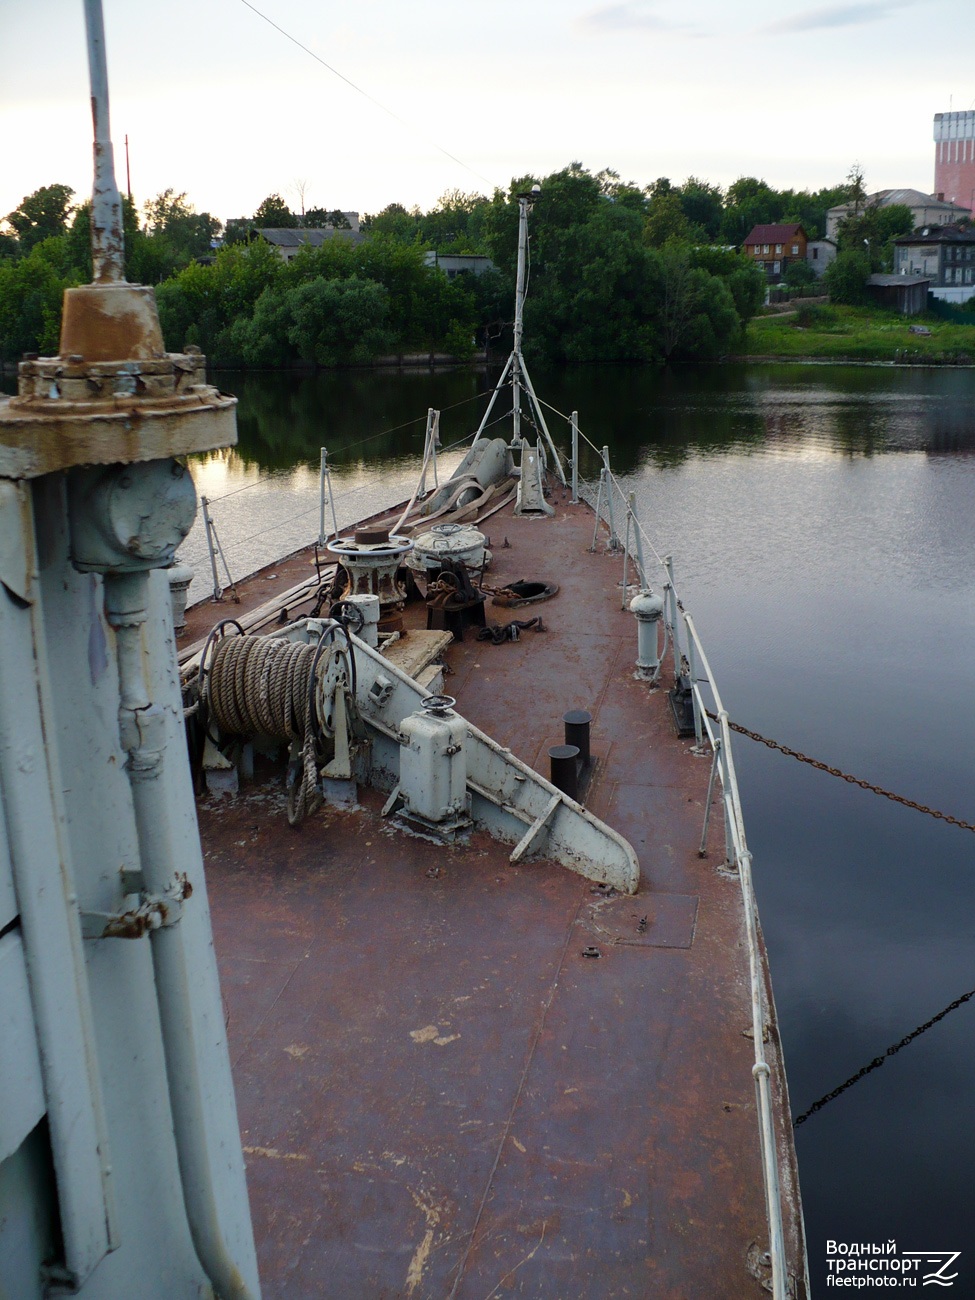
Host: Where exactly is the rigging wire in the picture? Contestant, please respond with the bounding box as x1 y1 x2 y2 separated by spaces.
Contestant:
201 382 503 505
238 0 493 188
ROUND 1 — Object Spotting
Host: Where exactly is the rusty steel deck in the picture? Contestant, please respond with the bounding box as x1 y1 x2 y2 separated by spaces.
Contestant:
193 481 806 1299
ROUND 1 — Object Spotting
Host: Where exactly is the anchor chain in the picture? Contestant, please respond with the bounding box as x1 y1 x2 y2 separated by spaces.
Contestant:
706 710 975 834
793 987 975 1126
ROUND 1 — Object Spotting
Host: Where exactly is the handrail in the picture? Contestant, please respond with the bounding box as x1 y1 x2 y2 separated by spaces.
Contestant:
579 442 793 1300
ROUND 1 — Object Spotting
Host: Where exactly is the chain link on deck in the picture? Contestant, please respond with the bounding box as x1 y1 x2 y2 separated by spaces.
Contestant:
705 709 975 834
793 988 975 1126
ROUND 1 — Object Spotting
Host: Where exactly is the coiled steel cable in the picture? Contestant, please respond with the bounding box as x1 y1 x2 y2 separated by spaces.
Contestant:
205 633 321 825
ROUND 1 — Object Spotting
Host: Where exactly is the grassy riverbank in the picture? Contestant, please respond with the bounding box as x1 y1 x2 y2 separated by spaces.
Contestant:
741 304 975 364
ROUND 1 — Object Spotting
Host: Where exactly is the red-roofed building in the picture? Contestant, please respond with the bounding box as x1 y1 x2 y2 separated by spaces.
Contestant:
742 223 808 280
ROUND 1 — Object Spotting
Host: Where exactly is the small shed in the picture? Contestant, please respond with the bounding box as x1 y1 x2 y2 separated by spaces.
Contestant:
865 274 930 316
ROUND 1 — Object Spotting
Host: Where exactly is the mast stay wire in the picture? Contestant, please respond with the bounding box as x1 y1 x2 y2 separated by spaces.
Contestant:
238 0 494 189
203 382 503 506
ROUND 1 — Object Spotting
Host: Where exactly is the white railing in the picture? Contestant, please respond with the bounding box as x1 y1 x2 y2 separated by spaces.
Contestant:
561 410 793 1300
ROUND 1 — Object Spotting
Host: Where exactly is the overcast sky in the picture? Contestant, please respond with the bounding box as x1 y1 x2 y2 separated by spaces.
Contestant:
2 0 972 226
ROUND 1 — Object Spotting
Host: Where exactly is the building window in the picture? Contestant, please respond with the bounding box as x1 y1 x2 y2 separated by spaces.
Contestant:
791 244 799 255
812 248 819 259
773 260 781 274
762 244 770 254
775 243 783 254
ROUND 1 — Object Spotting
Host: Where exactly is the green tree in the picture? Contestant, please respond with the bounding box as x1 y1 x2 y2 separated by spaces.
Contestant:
720 177 783 244
156 238 282 355
678 177 724 241
361 203 422 242
783 259 817 289
0 237 82 360
846 162 867 217
253 193 299 228
419 190 491 253
644 181 690 247
142 188 221 263
836 202 913 270
823 249 871 305
5 184 75 254
286 276 393 365
652 243 741 361
689 246 766 323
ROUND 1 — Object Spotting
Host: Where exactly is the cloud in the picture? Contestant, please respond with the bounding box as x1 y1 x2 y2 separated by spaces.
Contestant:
762 1 910 34
579 2 691 33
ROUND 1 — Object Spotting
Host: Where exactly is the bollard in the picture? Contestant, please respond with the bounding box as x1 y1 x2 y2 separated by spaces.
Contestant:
563 710 592 767
549 744 580 800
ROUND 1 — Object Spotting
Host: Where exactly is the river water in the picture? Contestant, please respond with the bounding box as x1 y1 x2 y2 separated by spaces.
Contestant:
9 360 973 1291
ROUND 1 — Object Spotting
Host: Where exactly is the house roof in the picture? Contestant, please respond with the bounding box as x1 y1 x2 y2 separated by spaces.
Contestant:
867 274 930 287
743 224 806 244
258 227 364 248
893 223 975 245
828 189 970 216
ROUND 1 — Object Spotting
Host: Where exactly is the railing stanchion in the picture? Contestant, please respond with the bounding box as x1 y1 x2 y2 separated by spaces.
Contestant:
601 445 621 550
570 410 580 504
665 555 683 679
700 738 721 857
200 496 237 603
686 635 703 747
319 447 338 547
621 501 631 608
591 469 605 552
201 495 221 600
628 491 647 587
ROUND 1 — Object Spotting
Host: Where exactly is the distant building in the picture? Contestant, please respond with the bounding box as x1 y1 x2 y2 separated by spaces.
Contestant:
806 238 836 278
934 111 975 215
742 224 807 280
422 251 495 279
893 224 975 302
257 226 365 262
865 274 930 316
825 189 969 242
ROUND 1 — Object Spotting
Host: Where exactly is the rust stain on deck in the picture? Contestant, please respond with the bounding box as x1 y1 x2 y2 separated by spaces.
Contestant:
195 483 806 1299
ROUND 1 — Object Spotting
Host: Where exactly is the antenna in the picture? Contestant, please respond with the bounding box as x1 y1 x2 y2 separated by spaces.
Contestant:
469 187 565 488
83 0 125 282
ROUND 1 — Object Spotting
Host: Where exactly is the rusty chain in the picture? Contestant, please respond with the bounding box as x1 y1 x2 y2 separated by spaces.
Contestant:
705 709 975 834
793 987 975 1126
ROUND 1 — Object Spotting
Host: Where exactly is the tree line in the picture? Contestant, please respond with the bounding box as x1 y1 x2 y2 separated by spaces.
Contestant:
1 164 871 368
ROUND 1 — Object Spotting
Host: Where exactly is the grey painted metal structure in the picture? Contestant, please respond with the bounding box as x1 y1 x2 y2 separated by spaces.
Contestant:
0 5 259 1295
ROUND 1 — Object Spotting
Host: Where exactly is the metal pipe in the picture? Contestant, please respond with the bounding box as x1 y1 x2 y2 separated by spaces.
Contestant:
591 470 605 552
621 505 631 608
517 360 566 483
472 352 513 442
686 634 703 747
699 740 721 856
104 572 259 1300
82 0 124 283
514 196 529 358
201 496 221 600
601 446 621 550
570 411 579 503
628 492 647 587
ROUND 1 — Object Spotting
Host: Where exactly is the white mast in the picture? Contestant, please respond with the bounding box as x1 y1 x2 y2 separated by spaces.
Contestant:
473 186 566 483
